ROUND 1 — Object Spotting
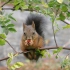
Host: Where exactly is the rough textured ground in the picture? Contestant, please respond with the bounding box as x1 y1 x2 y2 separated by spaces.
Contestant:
0 57 67 70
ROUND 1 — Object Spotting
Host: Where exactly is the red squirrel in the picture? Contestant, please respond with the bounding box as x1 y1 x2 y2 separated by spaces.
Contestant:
20 13 45 61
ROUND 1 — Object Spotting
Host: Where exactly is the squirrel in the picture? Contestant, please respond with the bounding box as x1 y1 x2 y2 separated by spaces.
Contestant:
20 13 45 61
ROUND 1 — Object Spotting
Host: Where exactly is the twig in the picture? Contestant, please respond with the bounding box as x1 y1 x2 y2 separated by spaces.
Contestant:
1 0 12 7
40 47 70 50
2 7 31 11
1 46 70 61
2 8 14 10
62 20 70 25
0 57 9 61
0 51 29 61
65 53 70 59
51 8 58 47
52 21 58 47
13 3 20 8
0 36 17 53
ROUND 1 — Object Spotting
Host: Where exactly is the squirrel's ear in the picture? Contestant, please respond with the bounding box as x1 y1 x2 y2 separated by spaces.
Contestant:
23 24 26 30
32 21 35 29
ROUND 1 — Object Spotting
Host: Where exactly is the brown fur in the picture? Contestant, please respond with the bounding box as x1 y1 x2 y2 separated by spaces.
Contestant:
20 35 44 51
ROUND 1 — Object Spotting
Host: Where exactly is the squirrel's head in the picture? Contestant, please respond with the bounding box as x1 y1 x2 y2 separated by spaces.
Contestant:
23 21 38 46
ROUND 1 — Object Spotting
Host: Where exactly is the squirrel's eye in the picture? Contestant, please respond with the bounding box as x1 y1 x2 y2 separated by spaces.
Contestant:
32 32 35 35
24 32 26 35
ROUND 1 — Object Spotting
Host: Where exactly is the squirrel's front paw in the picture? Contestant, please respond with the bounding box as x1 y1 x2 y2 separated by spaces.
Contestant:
25 39 33 46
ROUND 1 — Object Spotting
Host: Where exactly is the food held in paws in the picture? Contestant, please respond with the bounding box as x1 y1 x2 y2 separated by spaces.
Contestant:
25 39 33 46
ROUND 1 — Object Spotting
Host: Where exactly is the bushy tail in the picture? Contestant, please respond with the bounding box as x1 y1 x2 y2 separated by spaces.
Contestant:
25 13 46 38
